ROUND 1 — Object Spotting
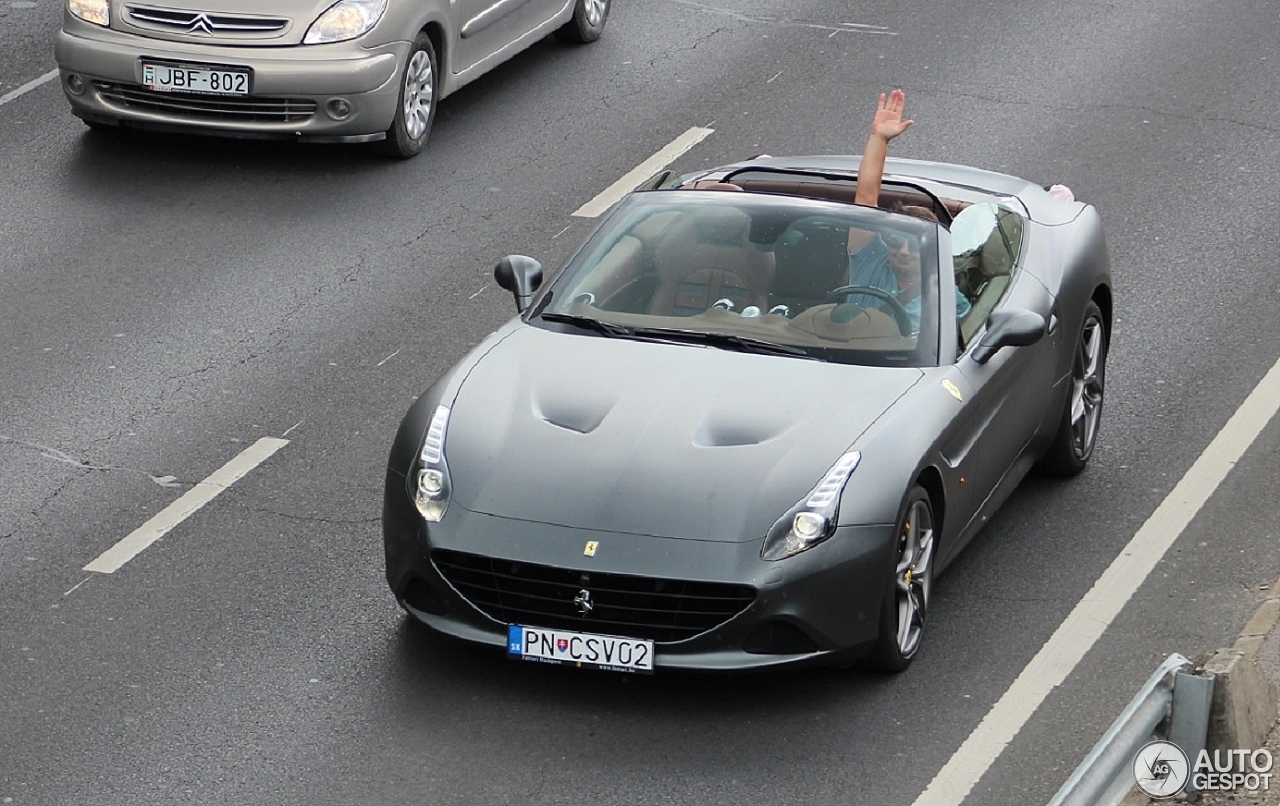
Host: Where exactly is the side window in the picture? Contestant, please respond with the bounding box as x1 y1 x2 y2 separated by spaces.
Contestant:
951 202 1025 344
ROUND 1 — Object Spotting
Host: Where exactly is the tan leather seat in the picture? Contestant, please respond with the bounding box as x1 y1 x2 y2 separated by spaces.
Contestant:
647 206 775 316
959 211 1024 343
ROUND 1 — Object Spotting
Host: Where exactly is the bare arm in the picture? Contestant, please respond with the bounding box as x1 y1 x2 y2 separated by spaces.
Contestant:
854 89 914 207
849 89 914 252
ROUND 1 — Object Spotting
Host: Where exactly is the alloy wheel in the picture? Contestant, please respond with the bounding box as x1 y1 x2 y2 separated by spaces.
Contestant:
894 498 934 657
402 50 435 140
584 0 607 26
1070 316 1105 459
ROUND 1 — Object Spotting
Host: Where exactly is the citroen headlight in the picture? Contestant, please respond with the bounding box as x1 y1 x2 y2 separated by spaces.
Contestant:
68 0 109 26
303 0 387 44
413 405 452 522
761 451 860 560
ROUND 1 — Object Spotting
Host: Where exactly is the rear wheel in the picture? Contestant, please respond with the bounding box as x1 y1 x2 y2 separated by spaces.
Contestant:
868 486 935 672
373 33 437 159
554 0 610 43
1038 301 1107 476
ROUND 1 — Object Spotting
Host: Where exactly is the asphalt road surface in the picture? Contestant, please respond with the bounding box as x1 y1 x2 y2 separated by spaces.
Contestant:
3 1 1279 804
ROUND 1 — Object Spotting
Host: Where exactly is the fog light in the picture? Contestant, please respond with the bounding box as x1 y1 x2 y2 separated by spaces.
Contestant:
65 74 86 96
325 98 352 120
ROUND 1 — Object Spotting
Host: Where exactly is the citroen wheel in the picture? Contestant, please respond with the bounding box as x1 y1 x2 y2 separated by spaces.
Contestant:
554 0 610 44
374 33 437 159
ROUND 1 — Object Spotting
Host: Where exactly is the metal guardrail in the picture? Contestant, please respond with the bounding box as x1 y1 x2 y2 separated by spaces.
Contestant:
1048 653 1216 806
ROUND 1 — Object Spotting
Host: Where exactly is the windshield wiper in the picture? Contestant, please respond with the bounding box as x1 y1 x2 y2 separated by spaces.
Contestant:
540 316 813 358
631 327 813 358
540 313 634 337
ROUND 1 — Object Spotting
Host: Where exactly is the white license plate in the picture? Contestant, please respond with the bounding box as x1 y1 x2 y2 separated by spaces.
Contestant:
142 61 250 96
507 624 654 674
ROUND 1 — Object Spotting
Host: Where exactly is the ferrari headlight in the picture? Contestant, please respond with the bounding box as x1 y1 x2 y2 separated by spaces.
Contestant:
761 451 860 560
303 0 387 44
792 512 825 539
68 0 109 26
413 405 452 522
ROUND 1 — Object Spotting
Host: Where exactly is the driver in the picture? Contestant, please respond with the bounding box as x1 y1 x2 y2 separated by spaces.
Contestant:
845 89 971 329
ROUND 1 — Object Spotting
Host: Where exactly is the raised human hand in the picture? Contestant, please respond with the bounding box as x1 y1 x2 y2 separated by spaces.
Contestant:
870 89 914 142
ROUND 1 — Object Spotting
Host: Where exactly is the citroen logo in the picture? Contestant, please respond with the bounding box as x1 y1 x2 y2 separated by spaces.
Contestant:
573 589 593 617
186 13 215 35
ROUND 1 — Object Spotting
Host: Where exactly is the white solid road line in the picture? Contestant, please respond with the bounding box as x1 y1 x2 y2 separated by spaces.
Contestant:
571 126 716 218
0 69 58 108
83 437 290 574
913 355 1280 806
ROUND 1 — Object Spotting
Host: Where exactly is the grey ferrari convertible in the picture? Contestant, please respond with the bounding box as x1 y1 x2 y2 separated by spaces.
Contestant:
382 156 1112 673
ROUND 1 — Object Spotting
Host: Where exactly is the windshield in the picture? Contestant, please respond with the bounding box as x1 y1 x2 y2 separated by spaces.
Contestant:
535 191 943 367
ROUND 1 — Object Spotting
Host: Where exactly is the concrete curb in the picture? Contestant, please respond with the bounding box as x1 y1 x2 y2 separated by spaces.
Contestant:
1118 576 1280 806
1234 585 1280 661
1197 576 1280 753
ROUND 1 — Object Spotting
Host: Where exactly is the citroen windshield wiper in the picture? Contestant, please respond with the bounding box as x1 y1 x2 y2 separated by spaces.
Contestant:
631 327 813 358
540 313 634 337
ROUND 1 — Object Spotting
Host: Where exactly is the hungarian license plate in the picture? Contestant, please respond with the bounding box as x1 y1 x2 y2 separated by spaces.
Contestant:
507 624 654 674
142 61 250 96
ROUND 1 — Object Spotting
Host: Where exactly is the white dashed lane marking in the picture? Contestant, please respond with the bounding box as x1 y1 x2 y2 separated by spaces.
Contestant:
0 69 58 108
571 126 715 218
83 437 290 574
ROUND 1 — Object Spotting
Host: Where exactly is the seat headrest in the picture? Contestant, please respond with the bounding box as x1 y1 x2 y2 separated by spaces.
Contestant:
979 212 1023 277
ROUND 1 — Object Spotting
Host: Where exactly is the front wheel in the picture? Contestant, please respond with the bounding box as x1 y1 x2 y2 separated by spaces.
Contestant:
868 486 936 672
373 33 437 159
554 0 610 44
1038 300 1107 476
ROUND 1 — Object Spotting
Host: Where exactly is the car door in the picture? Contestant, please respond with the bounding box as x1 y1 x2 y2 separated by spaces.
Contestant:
950 206 1061 529
521 0 569 31
452 0 534 73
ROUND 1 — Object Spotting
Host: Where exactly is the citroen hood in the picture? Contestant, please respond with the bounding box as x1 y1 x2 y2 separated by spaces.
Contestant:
109 0 369 45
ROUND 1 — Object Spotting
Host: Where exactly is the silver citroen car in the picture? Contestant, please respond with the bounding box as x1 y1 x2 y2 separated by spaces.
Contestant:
54 0 609 157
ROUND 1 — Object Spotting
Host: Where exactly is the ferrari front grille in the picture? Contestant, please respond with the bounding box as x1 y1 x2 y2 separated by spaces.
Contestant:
432 549 757 644
124 6 289 37
93 82 316 123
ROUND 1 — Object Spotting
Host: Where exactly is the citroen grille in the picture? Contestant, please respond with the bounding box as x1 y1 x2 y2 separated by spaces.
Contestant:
93 82 315 124
125 6 289 37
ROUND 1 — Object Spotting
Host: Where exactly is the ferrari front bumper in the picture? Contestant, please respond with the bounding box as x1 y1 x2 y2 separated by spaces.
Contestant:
383 469 896 672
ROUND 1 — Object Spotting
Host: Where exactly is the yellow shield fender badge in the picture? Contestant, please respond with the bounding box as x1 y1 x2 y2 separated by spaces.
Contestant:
583 541 599 557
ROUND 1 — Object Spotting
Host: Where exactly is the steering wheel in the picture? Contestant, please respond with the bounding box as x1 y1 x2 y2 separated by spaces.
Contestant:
825 285 914 336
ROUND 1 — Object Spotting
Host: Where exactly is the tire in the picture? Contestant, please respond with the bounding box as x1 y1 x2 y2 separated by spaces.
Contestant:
868 486 936 673
1038 300 1107 477
373 33 437 159
554 0 610 44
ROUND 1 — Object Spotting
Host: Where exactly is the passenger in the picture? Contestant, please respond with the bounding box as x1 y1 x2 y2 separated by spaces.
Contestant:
845 89 971 329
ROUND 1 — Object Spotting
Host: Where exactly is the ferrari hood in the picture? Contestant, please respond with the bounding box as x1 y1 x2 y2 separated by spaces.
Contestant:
441 326 923 542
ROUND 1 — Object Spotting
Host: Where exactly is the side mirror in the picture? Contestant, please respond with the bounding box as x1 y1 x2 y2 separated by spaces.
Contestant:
494 255 544 313
971 308 1046 364
633 169 681 191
